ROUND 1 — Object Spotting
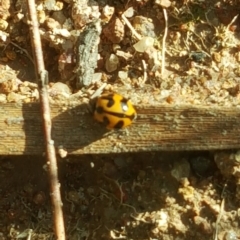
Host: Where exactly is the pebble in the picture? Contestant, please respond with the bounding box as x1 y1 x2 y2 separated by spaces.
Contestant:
123 7 134 18
102 17 124 43
105 54 119 72
49 82 72 98
52 10 67 25
45 17 61 30
133 37 154 53
189 156 214 177
7 92 25 102
218 230 238 240
171 158 191 181
102 5 115 22
37 10 46 24
44 0 63 11
0 93 6 102
233 150 240 162
0 19 8 31
155 0 171 8
224 231 238 240
193 216 212 234
118 70 128 80
132 16 156 38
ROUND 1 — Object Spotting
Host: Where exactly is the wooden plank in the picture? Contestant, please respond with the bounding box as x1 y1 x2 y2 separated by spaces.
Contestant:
0 102 240 155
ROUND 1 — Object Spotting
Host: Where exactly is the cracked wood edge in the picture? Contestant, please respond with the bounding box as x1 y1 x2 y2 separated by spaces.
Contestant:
0 102 240 155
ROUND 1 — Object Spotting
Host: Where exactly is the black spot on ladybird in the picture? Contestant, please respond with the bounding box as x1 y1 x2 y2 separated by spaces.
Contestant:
103 116 110 127
113 120 124 129
96 106 105 114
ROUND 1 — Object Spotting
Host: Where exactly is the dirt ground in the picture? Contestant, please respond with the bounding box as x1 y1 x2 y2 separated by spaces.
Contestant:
0 151 239 240
0 0 240 239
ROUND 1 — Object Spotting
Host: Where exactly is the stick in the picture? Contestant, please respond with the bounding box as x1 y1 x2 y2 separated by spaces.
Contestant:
161 8 168 76
26 1 66 239
121 14 141 40
142 59 147 84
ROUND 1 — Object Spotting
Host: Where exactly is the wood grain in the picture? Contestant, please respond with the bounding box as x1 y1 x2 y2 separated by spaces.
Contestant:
1 102 240 155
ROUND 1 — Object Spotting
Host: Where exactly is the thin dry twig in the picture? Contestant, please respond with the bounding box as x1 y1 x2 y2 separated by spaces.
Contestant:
161 8 168 76
141 59 147 84
90 82 107 99
121 14 141 40
26 0 66 239
227 14 239 31
10 41 35 64
214 191 226 240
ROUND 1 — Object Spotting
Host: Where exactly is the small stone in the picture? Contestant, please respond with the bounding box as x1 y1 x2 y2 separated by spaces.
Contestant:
71 0 100 29
234 150 240 162
52 11 67 25
116 50 132 61
171 158 191 181
155 210 168 231
0 0 11 20
102 5 115 22
7 92 25 102
118 71 128 80
22 81 38 89
0 93 6 102
37 10 46 24
105 54 119 72
44 0 63 11
193 216 213 234
0 19 8 30
0 30 8 42
23 98 32 103
112 44 121 52
223 230 238 240
212 52 221 63
62 18 73 31
103 17 124 43
133 37 154 53
15 12 24 22
170 215 187 233
19 86 31 95
45 17 61 30
155 0 171 8
189 156 214 177
178 184 195 201
123 7 134 18
54 28 71 38
132 16 156 38
236 52 240 62
49 82 72 98
57 146 68 158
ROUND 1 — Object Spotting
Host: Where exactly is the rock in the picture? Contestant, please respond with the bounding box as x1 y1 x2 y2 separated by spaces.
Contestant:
105 54 119 72
102 17 124 43
133 37 154 53
171 158 191 181
132 16 156 38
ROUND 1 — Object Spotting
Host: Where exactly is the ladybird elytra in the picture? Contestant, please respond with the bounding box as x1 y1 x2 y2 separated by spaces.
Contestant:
94 93 137 129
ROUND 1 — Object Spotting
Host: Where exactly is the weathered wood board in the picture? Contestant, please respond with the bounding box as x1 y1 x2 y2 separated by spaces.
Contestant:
1 102 240 155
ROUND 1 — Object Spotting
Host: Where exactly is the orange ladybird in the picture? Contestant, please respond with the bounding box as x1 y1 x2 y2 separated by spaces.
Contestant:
94 93 137 129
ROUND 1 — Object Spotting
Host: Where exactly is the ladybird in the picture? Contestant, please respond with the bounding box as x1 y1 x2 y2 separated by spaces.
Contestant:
94 93 137 129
